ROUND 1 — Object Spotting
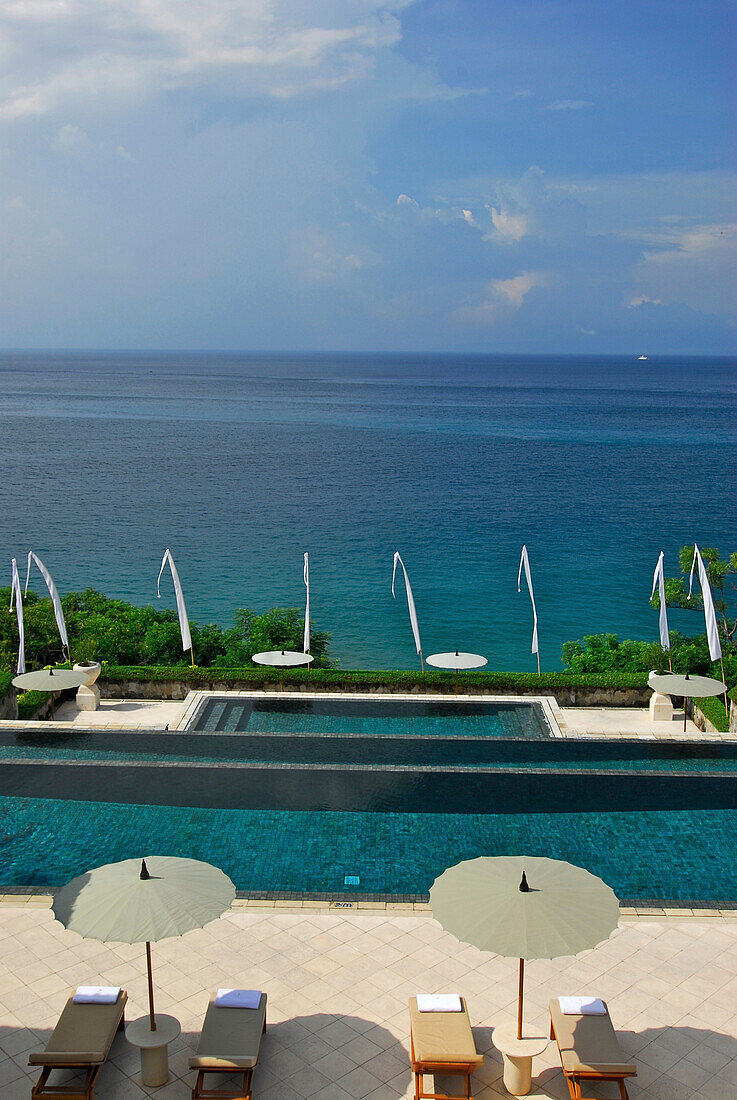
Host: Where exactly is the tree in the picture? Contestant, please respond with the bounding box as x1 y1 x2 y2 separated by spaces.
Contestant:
652 545 737 644
0 588 334 671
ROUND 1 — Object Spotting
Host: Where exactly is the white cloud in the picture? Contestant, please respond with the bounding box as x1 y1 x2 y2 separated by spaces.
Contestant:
629 295 662 308
52 123 90 150
0 0 414 119
544 99 593 111
461 209 477 227
290 225 380 282
396 193 418 207
487 206 527 241
632 223 737 315
494 271 548 306
455 271 549 325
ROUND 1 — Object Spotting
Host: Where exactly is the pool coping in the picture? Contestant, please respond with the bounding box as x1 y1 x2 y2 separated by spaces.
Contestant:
1 888 735 919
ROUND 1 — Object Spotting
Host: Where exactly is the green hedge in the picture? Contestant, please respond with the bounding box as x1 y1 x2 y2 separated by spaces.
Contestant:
17 691 49 721
694 696 730 733
0 671 13 698
101 665 650 691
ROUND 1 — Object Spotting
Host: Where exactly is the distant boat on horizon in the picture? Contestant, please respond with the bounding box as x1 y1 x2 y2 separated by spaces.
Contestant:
638 354 648 360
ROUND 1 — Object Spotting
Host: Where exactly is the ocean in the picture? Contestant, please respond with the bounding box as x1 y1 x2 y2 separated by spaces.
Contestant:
0 350 735 670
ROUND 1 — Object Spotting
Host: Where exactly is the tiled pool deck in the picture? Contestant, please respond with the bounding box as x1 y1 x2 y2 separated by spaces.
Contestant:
1 900 736 1100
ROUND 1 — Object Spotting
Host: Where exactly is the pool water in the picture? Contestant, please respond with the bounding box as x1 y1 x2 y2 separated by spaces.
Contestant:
1 697 735 903
186 696 554 739
0 795 734 905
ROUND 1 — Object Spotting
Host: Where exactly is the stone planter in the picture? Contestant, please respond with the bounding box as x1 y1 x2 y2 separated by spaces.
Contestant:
73 661 102 711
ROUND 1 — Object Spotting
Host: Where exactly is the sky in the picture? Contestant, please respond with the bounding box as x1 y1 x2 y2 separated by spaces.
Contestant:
1 0 735 353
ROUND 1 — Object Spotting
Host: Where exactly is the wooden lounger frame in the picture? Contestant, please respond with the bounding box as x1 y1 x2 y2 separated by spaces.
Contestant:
410 1031 477 1100
30 997 127 1100
549 1013 635 1100
191 1012 266 1100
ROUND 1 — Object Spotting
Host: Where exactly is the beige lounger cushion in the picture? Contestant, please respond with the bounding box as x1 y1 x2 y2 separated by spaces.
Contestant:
549 999 636 1076
189 993 267 1070
409 996 483 1066
29 992 127 1066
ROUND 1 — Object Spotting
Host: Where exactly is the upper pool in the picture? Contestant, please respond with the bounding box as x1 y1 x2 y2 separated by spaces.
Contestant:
184 694 556 739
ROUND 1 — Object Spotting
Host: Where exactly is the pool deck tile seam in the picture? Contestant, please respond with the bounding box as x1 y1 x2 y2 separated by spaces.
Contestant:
2 895 736 920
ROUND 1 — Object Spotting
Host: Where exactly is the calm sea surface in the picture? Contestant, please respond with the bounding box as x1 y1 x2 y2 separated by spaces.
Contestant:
0 351 735 670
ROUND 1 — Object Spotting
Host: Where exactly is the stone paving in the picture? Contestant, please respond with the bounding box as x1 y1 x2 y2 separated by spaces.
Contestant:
1 902 736 1100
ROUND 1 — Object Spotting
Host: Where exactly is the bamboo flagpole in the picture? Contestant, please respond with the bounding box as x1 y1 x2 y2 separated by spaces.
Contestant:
303 552 310 659
517 546 540 674
25 551 70 663
9 559 26 674
689 545 728 711
651 551 672 671
392 552 424 671
157 549 195 667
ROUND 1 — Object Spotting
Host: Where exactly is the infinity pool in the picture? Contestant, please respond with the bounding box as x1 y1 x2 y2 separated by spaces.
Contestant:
1 694 735 904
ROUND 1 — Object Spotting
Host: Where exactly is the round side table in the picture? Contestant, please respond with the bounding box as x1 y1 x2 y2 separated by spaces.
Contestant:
126 1014 181 1086
492 1027 548 1096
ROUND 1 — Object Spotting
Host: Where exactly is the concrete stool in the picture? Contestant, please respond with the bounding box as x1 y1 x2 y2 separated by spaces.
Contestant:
649 691 674 721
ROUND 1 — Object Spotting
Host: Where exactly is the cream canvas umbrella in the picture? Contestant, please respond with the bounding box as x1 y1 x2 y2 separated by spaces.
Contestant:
430 856 620 1040
426 651 487 693
13 667 89 720
648 671 727 732
53 856 235 1032
252 648 314 690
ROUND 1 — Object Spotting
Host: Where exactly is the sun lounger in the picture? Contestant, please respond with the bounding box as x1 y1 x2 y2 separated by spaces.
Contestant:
189 991 267 1100
409 995 484 1100
28 989 127 1100
549 997 637 1100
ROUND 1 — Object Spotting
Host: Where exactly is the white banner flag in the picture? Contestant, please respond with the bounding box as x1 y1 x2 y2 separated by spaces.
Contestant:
688 545 722 661
392 552 422 658
651 551 670 651
157 549 193 654
9 558 25 674
303 552 310 654
25 551 69 652
517 545 539 656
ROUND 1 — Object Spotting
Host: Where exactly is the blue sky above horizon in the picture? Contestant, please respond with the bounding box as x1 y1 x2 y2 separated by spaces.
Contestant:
1 0 735 353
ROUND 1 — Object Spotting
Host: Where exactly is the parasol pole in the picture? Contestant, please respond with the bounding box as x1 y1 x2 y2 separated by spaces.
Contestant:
536 651 541 676
140 860 157 1031
145 942 157 1032
517 957 525 1040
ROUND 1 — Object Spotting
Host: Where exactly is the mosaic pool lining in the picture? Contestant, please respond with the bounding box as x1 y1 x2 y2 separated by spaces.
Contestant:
1 795 735 905
183 693 557 739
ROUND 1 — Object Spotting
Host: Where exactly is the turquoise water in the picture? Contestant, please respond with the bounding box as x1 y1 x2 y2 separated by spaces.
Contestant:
1 351 735 669
1 795 734 903
189 696 550 737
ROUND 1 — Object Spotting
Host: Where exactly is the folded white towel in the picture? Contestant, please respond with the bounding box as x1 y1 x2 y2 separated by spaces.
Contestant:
73 986 121 1005
214 988 262 1009
417 994 462 1013
558 996 607 1015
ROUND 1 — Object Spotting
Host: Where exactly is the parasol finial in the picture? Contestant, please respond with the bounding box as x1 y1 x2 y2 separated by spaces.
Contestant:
519 871 530 892
140 859 151 880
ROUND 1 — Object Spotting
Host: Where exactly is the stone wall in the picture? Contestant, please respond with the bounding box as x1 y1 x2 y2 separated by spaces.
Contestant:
100 677 652 707
0 689 17 720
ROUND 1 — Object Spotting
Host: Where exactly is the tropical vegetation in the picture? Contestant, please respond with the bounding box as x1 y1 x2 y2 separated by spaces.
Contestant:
0 587 333 670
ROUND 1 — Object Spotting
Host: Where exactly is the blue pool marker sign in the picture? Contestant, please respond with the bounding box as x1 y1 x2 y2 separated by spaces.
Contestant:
344 875 360 886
